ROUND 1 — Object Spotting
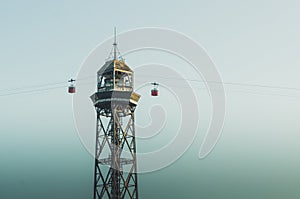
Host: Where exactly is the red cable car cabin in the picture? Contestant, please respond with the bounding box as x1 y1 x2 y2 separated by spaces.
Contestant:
68 79 76 94
151 88 158 96
151 82 159 96
68 85 75 93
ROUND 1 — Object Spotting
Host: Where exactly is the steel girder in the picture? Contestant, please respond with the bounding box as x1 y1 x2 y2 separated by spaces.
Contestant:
94 105 138 199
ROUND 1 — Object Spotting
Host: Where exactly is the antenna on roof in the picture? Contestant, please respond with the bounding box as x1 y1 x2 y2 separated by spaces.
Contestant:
113 27 117 60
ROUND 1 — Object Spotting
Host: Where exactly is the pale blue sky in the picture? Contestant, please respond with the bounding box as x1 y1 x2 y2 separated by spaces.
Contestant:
1 1 300 199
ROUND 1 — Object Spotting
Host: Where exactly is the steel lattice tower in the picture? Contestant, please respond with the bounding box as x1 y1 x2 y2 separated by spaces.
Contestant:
90 32 140 199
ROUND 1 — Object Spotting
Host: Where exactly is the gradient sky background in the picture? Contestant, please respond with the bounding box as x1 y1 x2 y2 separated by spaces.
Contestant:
1 1 300 199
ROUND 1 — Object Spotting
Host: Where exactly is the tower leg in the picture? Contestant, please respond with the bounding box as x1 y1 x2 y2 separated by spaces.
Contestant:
93 106 138 199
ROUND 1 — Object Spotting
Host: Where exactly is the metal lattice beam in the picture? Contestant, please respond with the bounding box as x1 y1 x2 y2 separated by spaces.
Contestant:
93 105 138 199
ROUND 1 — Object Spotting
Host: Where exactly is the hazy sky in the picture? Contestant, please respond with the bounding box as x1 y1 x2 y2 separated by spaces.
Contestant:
1 1 300 199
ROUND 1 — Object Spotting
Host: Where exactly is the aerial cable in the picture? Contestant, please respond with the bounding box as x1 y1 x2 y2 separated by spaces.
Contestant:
1 74 300 98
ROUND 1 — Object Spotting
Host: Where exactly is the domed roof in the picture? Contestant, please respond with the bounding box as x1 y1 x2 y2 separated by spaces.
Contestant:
97 60 133 75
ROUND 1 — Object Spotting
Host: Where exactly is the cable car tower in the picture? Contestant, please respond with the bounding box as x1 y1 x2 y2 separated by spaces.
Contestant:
90 28 140 199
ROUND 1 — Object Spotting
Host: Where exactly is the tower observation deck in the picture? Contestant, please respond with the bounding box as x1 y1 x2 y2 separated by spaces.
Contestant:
90 31 140 199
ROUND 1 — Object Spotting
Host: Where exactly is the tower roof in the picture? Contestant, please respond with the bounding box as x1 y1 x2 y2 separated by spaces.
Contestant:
97 60 133 75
